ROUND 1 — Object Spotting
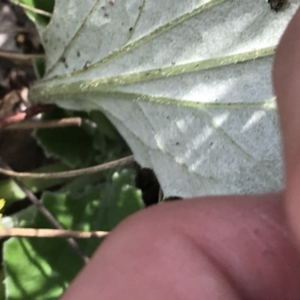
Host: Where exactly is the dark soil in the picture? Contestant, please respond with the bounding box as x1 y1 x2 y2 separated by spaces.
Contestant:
0 0 46 176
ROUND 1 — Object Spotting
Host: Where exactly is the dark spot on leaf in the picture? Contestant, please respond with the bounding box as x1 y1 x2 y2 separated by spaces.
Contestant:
59 57 68 68
84 61 91 69
129 27 133 31
268 0 286 11
176 142 180 146
104 13 109 17
77 51 80 57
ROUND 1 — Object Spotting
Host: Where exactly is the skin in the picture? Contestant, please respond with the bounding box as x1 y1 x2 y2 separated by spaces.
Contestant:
62 6 300 300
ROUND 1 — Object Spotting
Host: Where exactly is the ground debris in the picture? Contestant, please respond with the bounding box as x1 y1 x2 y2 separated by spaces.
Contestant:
0 0 45 174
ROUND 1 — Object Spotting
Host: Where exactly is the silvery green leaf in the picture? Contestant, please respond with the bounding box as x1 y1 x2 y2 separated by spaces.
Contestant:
30 0 299 197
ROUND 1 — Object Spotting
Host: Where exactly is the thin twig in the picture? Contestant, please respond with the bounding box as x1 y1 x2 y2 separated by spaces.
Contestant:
0 155 134 179
0 104 54 128
3 117 82 130
0 49 44 65
0 228 108 239
0 27 28 34
17 3 53 17
0 157 90 263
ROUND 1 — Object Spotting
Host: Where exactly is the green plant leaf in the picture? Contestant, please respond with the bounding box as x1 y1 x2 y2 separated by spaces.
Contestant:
89 110 120 140
0 162 70 204
3 169 143 300
34 108 96 167
32 0 55 14
12 0 54 26
30 0 297 197
2 206 37 229
0 269 5 300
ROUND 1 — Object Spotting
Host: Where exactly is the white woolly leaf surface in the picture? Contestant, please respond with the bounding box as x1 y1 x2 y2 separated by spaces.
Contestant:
30 0 299 197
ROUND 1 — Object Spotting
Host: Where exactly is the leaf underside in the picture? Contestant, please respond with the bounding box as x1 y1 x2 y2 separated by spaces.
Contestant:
30 0 300 197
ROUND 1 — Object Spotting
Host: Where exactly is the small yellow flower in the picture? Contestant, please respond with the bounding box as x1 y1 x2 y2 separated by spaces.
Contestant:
0 199 5 222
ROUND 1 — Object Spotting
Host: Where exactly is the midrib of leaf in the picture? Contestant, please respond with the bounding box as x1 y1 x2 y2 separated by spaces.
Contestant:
32 46 276 102
100 46 274 86
31 88 277 110
45 0 225 78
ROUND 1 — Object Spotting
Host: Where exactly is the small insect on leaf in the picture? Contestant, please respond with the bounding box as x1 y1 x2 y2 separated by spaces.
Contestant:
268 0 286 12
